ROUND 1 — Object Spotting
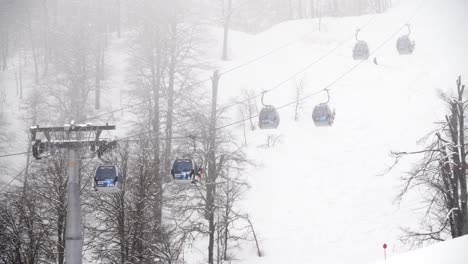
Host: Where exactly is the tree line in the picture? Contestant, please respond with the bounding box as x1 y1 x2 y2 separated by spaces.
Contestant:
0 1 258 263
0 0 395 263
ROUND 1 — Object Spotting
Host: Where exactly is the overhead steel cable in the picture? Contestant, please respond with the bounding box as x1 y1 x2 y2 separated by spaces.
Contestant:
0 163 32 193
0 1 428 158
115 2 428 142
0 151 31 159
78 14 380 124
217 14 380 112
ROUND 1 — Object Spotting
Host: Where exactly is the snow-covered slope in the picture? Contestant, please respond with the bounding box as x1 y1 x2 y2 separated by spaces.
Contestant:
1 0 467 262
373 235 468 264
191 0 468 263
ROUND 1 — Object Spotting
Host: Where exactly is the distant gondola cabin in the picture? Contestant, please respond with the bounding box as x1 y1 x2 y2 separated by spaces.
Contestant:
396 35 415 55
312 104 334 127
353 41 370 60
259 106 280 129
171 159 196 183
95 165 123 192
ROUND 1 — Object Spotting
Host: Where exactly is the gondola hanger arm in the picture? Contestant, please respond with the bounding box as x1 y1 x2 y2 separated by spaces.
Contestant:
324 89 330 104
355 28 361 42
405 24 411 37
261 90 267 106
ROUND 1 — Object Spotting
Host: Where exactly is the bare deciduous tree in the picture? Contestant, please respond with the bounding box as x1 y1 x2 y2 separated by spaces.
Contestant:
388 76 468 246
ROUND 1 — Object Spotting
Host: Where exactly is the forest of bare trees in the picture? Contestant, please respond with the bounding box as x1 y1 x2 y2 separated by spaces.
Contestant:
0 0 398 263
0 1 266 263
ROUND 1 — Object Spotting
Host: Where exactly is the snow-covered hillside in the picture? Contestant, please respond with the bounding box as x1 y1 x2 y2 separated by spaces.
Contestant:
187 0 468 263
373 235 468 264
1 0 467 263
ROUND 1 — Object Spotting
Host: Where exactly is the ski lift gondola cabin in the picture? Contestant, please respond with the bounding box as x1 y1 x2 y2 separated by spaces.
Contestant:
259 105 280 129
312 104 334 127
352 29 369 60
32 140 49 159
396 24 415 55
258 91 280 129
353 41 370 60
171 159 197 183
94 165 123 192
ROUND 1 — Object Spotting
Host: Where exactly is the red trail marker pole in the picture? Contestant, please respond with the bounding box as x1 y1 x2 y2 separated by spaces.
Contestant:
383 243 388 261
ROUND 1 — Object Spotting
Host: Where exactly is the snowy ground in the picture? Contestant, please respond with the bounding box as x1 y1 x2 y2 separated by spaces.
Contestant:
1 0 468 263
188 0 468 263
373 235 468 264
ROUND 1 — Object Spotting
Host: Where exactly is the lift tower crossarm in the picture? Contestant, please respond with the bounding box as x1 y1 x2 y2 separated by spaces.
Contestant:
30 124 116 134
29 123 116 264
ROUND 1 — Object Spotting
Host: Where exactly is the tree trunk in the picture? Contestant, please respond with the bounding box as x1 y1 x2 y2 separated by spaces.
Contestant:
288 0 294 19
57 203 65 263
222 20 229 60
375 0 383 13
95 32 101 110
456 77 468 235
247 217 262 257
26 5 39 84
42 0 49 76
118 193 127 264
332 0 339 16
1 26 7 71
317 0 322 31
297 0 303 19
19 53 23 99
151 25 162 232
223 178 230 260
117 151 128 264
310 0 315 18
116 0 121 38
163 18 177 184
207 71 220 264
222 0 232 60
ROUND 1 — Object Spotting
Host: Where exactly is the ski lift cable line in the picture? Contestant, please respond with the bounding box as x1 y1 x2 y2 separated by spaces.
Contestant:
92 5 429 143
0 154 96 194
219 24 340 76
78 15 381 125
108 14 382 133
247 0 428 105
221 10 428 129
0 151 31 158
0 163 32 193
214 15 380 112
77 76 214 124
0 1 429 158
218 15 380 112
217 0 428 111
77 38 301 124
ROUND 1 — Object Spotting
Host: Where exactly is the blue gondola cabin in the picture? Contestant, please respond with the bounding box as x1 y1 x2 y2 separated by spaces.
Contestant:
171 159 196 184
94 165 123 192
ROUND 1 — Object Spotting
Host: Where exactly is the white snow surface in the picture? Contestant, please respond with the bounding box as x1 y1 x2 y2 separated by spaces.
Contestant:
373 235 468 264
185 0 468 263
1 0 468 263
